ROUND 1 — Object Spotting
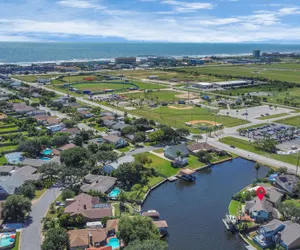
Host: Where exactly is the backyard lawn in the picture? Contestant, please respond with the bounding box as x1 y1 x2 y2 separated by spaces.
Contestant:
0 144 18 153
219 136 299 165
283 199 300 207
188 155 206 169
276 115 300 126
148 176 164 187
137 152 178 177
0 126 19 133
228 200 240 216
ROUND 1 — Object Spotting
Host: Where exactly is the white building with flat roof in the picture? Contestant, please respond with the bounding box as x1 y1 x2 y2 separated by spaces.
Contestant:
213 80 249 88
192 82 214 89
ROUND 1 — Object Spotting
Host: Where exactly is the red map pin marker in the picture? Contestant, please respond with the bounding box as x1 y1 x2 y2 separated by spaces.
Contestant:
256 187 266 201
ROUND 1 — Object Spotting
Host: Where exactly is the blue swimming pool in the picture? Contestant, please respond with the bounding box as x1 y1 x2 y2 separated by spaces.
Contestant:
42 149 52 155
106 238 120 249
108 188 121 199
40 157 51 161
0 234 15 247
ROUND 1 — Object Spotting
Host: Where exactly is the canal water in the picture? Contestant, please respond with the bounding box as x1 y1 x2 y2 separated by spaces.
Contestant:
142 158 269 250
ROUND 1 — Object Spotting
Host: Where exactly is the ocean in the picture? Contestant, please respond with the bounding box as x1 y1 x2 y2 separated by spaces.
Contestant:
1 42 300 64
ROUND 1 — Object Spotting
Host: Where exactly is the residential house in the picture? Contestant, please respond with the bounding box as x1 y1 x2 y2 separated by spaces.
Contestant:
80 174 117 194
58 143 77 152
64 193 113 222
102 135 128 149
68 228 108 250
100 112 115 117
111 122 129 131
61 127 79 135
103 120 115 127
245 197 278 223
0 166 41 200
31 93 41 98
254 219 300 250
12 103 36 114
77 110 94 119
164 144 189 160
0 166 19 176
275 174 299 195
103 155 135 174
106 219 119 236
187 142 214 154
265 186 284 207
47 124 65 133
45 116 61 126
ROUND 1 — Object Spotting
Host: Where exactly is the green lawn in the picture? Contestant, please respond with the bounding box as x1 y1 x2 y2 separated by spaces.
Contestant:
0 144 18 153
34 188 47 200
153 148 164 154
129 106 248 133
0 127 19 133
276 115 300 126
11 232 20 250
117 146 133 153
112 202 121 217
228 200 240 216
219 136 299 165
0 156 8 164
257 113 287 120
148 176 164 187
188 155 206 169
13 74 62 82
137 152 178 177
283 199 300 207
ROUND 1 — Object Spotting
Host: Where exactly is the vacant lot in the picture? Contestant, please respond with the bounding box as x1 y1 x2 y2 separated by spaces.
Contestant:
130 106 248 133
109 69 223 82
14 74 63 82
219 136 299 165
276 115 300 126
177 64 300 83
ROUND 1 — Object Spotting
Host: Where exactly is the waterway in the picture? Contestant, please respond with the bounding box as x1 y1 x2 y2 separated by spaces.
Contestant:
142 158 269 250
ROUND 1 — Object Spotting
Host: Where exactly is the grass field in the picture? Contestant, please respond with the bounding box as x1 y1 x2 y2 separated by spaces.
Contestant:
0 126 19 133
11 232 20 250
257 113 287 120
276 115 300 126
109 69 223 82
130 106 248 133
124 90 180 102
219 136 299 165
177 64 300 83
13 74 62 82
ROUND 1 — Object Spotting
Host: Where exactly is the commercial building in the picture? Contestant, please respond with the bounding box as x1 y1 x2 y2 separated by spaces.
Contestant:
253 49 261 58
115 57 136 65
213 80 250 88
192 82 214 89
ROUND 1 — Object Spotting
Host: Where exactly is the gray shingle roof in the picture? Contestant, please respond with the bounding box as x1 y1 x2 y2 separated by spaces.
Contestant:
281 223 300 247
245 197 275 213
80 175 117 193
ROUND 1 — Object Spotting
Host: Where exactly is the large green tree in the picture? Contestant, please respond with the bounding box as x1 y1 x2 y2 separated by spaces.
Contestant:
39 162 62 183
41 227 69 250
3 195 32 221
18 138 41 157
119 216 160 245
125 240 168 250
96 150 118 167
17 182 36 199
60 147 88 168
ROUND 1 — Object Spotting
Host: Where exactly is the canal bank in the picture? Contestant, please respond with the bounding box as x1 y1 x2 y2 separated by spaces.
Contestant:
142 158 269 250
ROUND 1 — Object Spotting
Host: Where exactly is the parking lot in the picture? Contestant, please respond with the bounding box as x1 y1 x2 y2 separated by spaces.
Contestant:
239 123 300 153
219 105 292 121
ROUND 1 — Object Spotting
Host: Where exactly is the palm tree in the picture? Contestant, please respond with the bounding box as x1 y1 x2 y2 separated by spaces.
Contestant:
254 162 261 180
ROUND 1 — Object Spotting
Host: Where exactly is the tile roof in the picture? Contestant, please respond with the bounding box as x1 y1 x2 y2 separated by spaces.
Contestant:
68 228 107 248
103 135 122 144
64 193 99 213
59 143 76 151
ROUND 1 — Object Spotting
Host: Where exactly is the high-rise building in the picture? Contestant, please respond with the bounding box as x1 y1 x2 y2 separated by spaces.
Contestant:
252 50 261 58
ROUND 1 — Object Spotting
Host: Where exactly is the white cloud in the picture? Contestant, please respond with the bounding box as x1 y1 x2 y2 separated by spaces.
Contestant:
58 0 105 9
161 0 215 13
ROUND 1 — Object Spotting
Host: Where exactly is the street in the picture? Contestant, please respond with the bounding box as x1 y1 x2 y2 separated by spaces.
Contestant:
20 187 61 250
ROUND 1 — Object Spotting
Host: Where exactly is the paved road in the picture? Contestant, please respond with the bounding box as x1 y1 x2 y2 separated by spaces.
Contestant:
20 187 61 250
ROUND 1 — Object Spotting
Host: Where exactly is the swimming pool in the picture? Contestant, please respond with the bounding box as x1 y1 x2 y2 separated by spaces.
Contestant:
42 149 53 155
106 238 120 249
5 152 23 164
0 234 15 248
108 188 121 199
40 157 51 161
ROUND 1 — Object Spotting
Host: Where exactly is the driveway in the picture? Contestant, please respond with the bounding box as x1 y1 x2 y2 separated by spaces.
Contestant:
20 187 61 250
125 146 161 156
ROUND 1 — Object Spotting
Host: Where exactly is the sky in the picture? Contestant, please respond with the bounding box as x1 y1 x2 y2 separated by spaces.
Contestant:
0 0 300 43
